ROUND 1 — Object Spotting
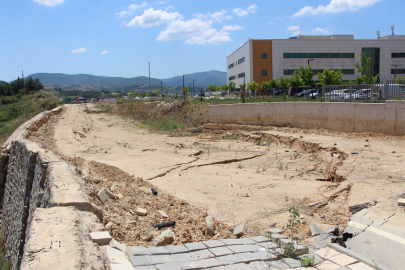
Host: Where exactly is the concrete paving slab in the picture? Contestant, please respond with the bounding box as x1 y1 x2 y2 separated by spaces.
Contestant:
298 254 323 265
239 238 257 245
249 261 270 270
266 228 284 234
270 233 288 244
234 251 274 263
329 254 358 266
278 238 292 248
266 260 290 269
109 239 126 253
227 244 261 253
89 231 112 245
209 247 234 256
127 246 150 256
314 247 341 259
234 224 247 237
209 266 228 270
190 249 215 260
257 242 278 249
309 223 323 236
129 255 153 267
166 245 189 254
132 266 157 270
216 254 242 265
150 254 174 265
185 258 223 269
347 262 375 270
283 258 301 268
179 261 204 270
316 260 342 270
335 267 351 270
249 236 271 243
226 263 251 269
148 246 170 255
154 262 183 270
185 242 207 251
170 253 194 263
219 239 245 245
203 240 226 248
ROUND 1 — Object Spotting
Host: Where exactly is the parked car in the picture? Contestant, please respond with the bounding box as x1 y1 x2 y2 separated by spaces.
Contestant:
342 89 365 100
294 89 311 97
357 89 371 100
324 89 345 100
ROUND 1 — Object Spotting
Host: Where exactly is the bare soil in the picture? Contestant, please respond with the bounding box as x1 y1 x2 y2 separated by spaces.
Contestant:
29 103 405 246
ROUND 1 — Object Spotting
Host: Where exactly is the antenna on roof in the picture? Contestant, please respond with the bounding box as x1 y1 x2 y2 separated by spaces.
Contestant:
376 30 380 38
391 25 394 35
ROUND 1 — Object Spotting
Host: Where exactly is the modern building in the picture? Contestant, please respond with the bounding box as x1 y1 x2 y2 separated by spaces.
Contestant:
226 35 405 89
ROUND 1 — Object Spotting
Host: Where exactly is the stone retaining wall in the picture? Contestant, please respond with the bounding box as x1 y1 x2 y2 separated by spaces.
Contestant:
208 101 405 135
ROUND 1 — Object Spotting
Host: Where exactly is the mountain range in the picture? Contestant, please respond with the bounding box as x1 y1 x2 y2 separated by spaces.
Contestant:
26 70 226 89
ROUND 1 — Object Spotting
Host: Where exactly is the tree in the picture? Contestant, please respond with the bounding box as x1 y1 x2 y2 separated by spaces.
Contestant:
208 85 217 92
395 76 405 83
318 69 344 85
279 77 290 90
247 81 259 96
154 88 161 96
297 65 315 86
290 72 303 88
239 83 246 103
221 84 230 91
269 78 279 89
354 52 379 84
182 87 189 95
228 81 236 92
261 81 271 94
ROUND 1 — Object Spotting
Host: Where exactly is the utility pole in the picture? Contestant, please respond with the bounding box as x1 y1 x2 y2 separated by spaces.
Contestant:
101 79 102 92
192 80 196 97
161 81 163 100
148 55 151 94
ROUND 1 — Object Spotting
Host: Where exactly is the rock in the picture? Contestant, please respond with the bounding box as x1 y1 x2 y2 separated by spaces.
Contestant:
126 220 137 225
89 231 112 245
154 228 175 246
309 223 323 236
105 222 113 232
398 198 405 207
105 189 116 199
205 216 215 236
97 190 109 204
308 202 321 207
136 207 147 216
141 234 153 241
109 239 127 252
233 224 247 237
116 193 124 199
156 210 168 219
111 184 117 191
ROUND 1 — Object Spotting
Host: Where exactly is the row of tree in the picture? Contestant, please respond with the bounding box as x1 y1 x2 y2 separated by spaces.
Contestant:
0 76 44 96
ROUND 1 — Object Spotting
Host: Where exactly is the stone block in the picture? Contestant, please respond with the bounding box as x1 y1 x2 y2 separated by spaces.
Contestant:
184 242 207 251
283 258 301 268
190 249 215 260
266 228 284 234
203 240 226 248
215 254 242 265
310 223 323 236
97 189 109 203
129 255 153 267
234 251 274 263
249 236 271 243
205 216 215 235
219 238 244 245
89 231 112 245
102 246 126 262
133 266 156 270
239 238 256 245
156 210 168 218
154 262 182 270
270 233 287 244
227 244 261 253
278 238 292 248
148 246 170 255
315 247 341 259
250 261 270 270
257 242 279 249
166 245 189 254
398 198 405 207
105 189 116 199
226 263 251 269
109 239 126 252
150 254 174 265
127 246 150 257
154 228 175 246
316 260 341 270
136 207 148 216
209 246 234 256
170 252 194 263
234 224 247 237
329 254 358 266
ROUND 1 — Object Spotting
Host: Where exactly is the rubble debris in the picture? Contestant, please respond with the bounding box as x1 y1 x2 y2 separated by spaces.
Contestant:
105 189 116 199
154 221 176 229
89 231 112 245
109 239 127 252
308 202 321 207
105 222 113 232
349 203 369 214
156 210 168 219
309 223 323 236
97 189 109 204
151 188 158 195
233 224 247 237
154 228 176 246
398 198 405 207
205 216 215 236
331 232 353 248
135 207 148 216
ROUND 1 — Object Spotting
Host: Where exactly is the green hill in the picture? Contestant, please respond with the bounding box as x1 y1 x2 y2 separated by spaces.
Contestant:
161 70 227 88
0 81 8 86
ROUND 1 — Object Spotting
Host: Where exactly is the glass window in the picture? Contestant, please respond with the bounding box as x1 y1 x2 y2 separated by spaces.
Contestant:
392 53 405 58
262 70 267 75
229 76 236 81
262 53 267 59
284 69 354 75
228 63 234 69
391 69 405 74
238 57 245 64
238 72 245 78
283 53 354 58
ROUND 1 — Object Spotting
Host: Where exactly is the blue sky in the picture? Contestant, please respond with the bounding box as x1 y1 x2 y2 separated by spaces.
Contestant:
0 0 403 82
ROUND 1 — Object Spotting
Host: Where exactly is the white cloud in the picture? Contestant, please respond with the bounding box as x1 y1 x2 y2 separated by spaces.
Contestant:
233 4 258 17
195 9 232 22
165 5 175 11
33 0 64 6
100 50 108 55
71 47 87 53
292 0 381 17
312 27 330 34
287 25 301 36
222 25 244 32
126 8 182 27
116 2 147 18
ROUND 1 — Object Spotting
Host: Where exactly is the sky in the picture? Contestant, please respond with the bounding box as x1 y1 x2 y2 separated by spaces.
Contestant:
0 0 404 82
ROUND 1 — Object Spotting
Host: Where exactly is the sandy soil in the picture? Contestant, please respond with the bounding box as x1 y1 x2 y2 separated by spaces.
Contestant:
29 103 405 245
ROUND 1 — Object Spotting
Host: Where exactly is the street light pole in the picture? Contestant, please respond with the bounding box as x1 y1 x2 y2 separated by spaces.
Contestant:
308 59 314 67
392 64 401 79
192 80 196 97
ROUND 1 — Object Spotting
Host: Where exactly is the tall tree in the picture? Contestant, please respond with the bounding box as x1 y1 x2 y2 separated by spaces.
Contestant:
297 65 315 86
290 72 303 88
247 81 259 95
182 87 189 95
279 77 290 90
261 81 271 94
354 52 379 84
208 85 217 92
318 69 344 85
228 81 236 92
239 82 246 103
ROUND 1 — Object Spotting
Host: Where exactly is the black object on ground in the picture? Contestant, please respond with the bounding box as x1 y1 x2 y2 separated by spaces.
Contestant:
154 221 176 229
331 232 353 248
151 188 158 195
349 203 369 214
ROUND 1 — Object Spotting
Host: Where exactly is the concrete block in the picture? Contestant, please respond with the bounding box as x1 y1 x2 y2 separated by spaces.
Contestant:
208 246 234 256
203 239 226 248
257 242 279 249
283 258 301 268
215 254 242 265
184 242 207 251
266 228 284 234
249 236 271 243
129 255 153 267
170 252 194 263
89 231 112 245
239 238 257 245
105 189 116 199
315 247 341 259
133 266 156 270
109 239 126 252
316 260 341 270
227 244 261 253
150 254 174 265
154 262 182 270
234 224 247 236
102 246 126 262
166 245 189 254
190 249 215 260
310 223 323 236
97 189 109 203
205 216 215 235
329 254 358 266
226 263 251 269
127 246 150 256
148 246 170 255
347 262 375 270
135 207 148 216
156 210 168 218
398 198 405 207
235 251 275 262
154 228 175 246
219 238 245 245
270 233 287 244
250 261 270 269
278 238 292 248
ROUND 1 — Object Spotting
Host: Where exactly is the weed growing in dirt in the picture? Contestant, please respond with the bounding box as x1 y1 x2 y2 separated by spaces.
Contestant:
278 161 284 170
300 255 315 267
237 163 243 169
283 206 301 258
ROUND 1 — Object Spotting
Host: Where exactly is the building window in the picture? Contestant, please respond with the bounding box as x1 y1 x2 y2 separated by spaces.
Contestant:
238 57 245 64
392 53 405 58
229 75 236 81
283 53 355 58
391 69 405 74
228 63 234 69
262 53 267 59
262 70 267 75
283 69 355 75
238 72 245 78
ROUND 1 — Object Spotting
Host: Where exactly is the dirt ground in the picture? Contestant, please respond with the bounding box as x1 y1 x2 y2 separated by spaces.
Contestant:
29 103 405 246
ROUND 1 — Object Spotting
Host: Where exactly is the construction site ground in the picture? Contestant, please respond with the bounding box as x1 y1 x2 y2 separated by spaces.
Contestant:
29 103 405 250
